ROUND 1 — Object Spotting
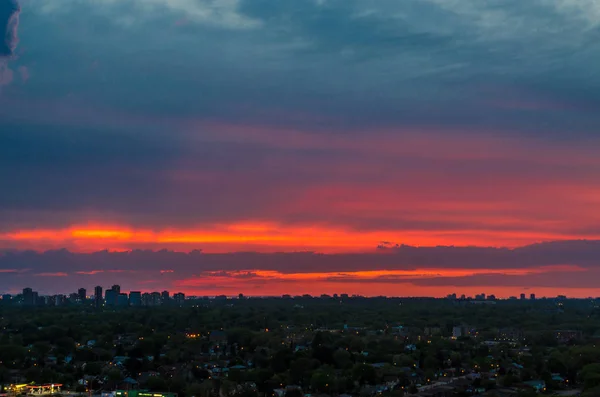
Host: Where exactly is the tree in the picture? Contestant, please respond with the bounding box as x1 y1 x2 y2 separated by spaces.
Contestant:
289 357 313 385
146 376 169 391
333 349 352 369
310 370 334 393
352 364 377 386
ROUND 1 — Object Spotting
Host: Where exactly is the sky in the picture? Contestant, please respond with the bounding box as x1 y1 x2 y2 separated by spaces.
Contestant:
1 0 600 297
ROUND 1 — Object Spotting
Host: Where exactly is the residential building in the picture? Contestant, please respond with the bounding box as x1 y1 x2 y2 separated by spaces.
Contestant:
105 289 117 306
117 293 129 306
173 292 185 305
161 290 170 304
150 292 161 306
23 288 34 306
130 291 142 306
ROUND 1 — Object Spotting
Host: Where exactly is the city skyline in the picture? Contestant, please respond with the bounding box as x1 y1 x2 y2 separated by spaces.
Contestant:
3 0 600 297
4 285 564 301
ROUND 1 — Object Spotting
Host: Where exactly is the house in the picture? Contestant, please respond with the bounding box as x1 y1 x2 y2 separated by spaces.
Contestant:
522 380 546 392
112 356 128 366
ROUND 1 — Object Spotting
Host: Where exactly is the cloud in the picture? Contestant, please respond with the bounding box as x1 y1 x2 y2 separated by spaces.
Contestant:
75 270 104 275
0 0 19 87
39 0 261 29
3 0 600 298
34 272 68 277
0 241 599 296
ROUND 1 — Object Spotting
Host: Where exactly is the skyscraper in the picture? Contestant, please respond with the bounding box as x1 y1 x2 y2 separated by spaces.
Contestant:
78 288 87 302
105 289 117 306
23 288 34 306
111 285 121 295
520 293 526 300
161 290 170 304
94 286 103 307
530 293 536 300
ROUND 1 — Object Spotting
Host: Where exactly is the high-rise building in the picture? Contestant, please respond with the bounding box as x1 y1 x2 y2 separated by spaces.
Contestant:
94 286 103 307
173 292 185 306
142 292 151 306
1 294 11 302
129 291 142 306
105 289 117 306
117 293 129 306
111 285 121 295
78 288 87 302
150 292 161 306
23 288 34 306
161 290 170 304
530 293 536 300
54 294 65 306
520 293 526 300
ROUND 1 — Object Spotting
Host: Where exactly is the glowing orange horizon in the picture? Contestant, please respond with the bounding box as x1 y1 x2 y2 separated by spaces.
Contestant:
183 265 584 284
2 222 600 253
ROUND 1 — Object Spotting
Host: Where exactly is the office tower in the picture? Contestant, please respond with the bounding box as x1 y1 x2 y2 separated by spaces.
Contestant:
105 289 117 306
94 286 103 307
111 285 121 295
530 293 536 300
129 291 142 306
23 288 34 306
1 294 11 303
173 292 185 306
117 293 129 306
151 292 161 306
520 293 526 300
78 288 87 302
161 290 170 304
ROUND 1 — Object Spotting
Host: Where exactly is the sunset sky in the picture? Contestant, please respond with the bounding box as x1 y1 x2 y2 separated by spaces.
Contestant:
2 0 600 297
